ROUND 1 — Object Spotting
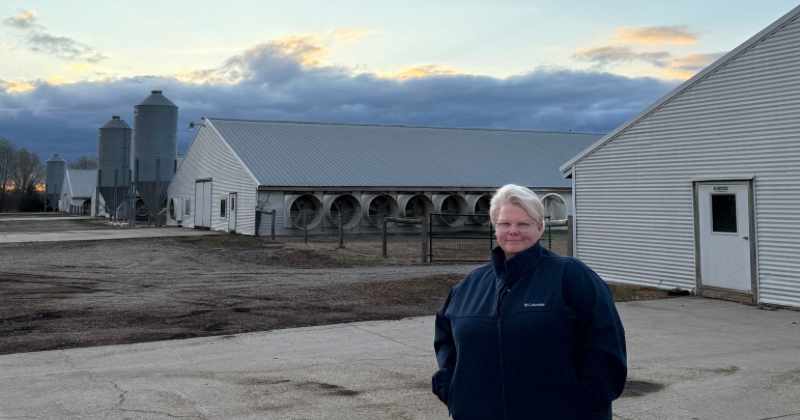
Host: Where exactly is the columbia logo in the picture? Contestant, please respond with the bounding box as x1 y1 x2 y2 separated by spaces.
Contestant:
524 303 545 307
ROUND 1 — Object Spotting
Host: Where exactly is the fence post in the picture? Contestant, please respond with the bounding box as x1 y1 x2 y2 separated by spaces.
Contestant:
338 213 344 248
270 209 276 240
382 216 388 257
567 215 574 257
303 211 308 244
421 213 429 263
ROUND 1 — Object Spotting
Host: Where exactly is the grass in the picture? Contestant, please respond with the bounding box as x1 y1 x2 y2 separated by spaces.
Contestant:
608 283 672 302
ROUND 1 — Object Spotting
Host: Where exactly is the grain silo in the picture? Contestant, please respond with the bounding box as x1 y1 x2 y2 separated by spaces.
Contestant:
45 154 65 211
97 116 132 219
132 90 178 223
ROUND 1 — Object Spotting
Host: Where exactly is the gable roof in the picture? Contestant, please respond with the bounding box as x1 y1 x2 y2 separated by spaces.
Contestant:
65 169 97 198
200 118 602 189
559 4 800 176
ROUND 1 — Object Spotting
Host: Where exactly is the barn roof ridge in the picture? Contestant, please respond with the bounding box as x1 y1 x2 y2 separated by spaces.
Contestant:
202 117 603 136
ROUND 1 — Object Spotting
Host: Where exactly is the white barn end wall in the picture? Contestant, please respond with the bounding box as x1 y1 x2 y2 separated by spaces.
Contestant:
568 10 800 307
166 120 258 235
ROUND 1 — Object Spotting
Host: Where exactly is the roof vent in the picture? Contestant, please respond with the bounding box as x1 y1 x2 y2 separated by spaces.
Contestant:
112 116 120 119
151 90 162 94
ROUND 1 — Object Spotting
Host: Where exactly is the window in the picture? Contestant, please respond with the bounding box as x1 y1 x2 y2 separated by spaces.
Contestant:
220 199 227 218
184 198 191 216
230 197 235 212
711 194 736 233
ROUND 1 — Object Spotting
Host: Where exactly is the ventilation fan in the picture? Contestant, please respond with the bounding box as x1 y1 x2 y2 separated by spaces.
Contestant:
290 195 318 228
439 196 462 225
542 194 567 221
331 196 358 227
405 195 429 218
472 195 491 225
369 195 392 223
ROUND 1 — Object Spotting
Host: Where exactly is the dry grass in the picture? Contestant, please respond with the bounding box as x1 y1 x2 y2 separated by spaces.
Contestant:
179 233 670 303
608 283 672 302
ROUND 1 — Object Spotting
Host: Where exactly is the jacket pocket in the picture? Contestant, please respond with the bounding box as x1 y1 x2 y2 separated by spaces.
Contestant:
576 382 605 416
568 370 600 416
431 370 451 405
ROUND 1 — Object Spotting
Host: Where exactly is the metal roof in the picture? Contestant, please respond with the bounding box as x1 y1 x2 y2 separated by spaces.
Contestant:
136 90 177 107
47 154 65 162
201 118 602 189
560 4 800 176
65 169 97 198
100 116 131 129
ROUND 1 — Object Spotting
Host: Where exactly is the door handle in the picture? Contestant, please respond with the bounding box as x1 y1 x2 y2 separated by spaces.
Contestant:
742 235 749 240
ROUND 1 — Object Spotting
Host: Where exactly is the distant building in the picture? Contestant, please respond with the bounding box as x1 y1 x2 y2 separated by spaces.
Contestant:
166 118 602 236
561 5 800 308
60 169 102 216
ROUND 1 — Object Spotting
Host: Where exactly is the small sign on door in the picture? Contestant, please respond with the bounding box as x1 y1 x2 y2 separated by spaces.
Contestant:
714 186 729 192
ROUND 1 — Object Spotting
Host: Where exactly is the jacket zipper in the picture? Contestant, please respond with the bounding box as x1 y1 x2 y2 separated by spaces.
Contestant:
497 282 509 420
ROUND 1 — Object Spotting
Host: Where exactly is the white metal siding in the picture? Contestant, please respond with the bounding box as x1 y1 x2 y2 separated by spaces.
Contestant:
574 15 800 307
166 124 258 235
256 191 287 236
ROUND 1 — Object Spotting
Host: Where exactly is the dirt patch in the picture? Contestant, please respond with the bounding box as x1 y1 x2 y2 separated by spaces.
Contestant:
609 283 672 302
0 218 669 355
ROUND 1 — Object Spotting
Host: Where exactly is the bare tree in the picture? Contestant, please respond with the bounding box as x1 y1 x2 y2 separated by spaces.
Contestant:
69 155 98 170
12 148 44 210
0 138 17 212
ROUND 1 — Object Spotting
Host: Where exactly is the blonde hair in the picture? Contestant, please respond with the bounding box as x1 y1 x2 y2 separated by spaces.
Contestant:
489 184 545 226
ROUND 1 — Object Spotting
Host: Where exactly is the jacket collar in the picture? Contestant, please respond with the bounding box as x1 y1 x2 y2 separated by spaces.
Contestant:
492 242 544 281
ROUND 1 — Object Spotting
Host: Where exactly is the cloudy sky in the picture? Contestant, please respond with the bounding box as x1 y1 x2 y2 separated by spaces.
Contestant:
1 1 798 163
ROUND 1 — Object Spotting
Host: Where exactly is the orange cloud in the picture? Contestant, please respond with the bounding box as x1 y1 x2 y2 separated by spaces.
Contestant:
3 10 41 29
1 79 36 93
270 34 328 66
44 75 66 85
667 52 725 71
331 28 373 43
614 26 698 45
660 68 695 80
377 64 465 79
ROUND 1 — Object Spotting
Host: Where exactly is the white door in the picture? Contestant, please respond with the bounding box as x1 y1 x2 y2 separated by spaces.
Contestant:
194 182 205 227
202 181 212 228
194 180 213 228
697 183 752 292
228 193 237 233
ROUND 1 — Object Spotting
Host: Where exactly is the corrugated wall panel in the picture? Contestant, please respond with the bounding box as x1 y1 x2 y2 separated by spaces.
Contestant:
166 123 258 235
574 16 800 307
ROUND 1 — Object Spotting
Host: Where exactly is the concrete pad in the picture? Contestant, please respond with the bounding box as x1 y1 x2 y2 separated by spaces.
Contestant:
0 216 93 222
615 298 800 420
1 298 799 419
0 226 218 243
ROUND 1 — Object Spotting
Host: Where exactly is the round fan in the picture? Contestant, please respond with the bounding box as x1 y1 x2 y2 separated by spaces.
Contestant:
290 195 318 228
405 195 429 218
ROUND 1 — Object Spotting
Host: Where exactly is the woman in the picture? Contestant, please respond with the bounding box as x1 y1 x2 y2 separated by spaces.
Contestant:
432 184 626 419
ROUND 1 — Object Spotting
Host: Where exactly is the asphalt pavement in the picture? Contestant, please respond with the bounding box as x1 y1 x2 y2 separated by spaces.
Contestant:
1 297 799 420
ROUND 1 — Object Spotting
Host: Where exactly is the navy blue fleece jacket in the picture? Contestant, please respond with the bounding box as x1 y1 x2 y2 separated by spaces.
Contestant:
432 243 627 419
